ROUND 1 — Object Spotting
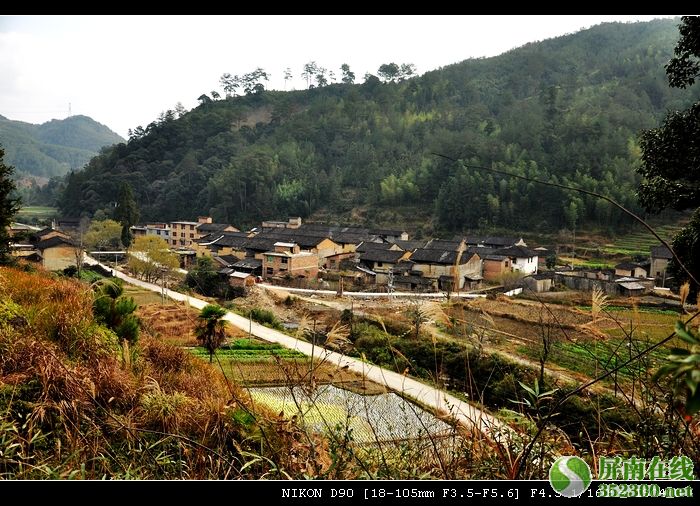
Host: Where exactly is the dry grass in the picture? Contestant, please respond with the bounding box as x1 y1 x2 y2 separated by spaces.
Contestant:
0 266 332 479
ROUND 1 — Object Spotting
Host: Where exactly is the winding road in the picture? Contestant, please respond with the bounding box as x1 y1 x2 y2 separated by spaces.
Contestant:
85 257 509 440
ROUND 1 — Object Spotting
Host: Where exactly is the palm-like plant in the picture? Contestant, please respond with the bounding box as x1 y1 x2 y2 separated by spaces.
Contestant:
194 304 228 363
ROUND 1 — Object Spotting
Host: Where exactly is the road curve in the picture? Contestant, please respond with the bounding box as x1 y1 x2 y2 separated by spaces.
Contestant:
86 258 509 439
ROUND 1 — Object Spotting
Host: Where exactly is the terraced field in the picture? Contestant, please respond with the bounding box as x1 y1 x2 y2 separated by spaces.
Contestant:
248 385 453 444
600 222 686 257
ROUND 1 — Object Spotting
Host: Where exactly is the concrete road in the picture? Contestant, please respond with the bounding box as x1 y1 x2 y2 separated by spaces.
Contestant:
86 257 509 439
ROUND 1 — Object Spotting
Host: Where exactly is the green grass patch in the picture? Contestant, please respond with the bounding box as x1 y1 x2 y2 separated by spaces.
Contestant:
516 337 666 384
16 206 58 218
190 340 306 361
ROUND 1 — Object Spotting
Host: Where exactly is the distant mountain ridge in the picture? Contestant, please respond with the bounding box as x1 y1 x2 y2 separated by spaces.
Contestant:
0 114 124 179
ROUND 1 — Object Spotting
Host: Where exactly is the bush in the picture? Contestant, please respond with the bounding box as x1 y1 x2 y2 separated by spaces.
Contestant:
249 308 282 330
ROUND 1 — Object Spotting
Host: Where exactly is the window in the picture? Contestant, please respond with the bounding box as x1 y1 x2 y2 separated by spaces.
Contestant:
377 262 383 267
266 267 274 275
189 233 194 238
190 225 195 230
281 257 288 264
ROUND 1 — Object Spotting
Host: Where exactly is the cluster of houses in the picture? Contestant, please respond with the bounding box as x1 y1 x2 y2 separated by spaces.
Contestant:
7 223 79 271
554 245 674 297
8 215 675 297
123 216 544 292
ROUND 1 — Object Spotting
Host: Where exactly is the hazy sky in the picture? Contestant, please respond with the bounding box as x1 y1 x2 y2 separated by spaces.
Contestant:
0 15 677 139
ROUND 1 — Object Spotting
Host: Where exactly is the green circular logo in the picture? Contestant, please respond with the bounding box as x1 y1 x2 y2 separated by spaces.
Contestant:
549 456 592 497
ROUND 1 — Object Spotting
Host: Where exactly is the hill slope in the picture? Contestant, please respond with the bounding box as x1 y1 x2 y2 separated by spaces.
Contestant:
0 114 124 179
57 19 700 234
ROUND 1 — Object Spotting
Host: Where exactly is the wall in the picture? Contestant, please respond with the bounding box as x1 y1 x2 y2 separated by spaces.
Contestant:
42 245 77 271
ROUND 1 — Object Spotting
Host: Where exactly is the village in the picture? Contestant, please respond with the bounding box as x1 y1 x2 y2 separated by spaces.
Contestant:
8 214 675 299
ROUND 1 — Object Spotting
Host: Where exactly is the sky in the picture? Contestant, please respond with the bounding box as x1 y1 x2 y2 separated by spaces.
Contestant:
0 15 678 139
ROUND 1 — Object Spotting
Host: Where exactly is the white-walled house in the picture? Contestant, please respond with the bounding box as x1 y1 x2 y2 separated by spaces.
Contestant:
496 246 539 275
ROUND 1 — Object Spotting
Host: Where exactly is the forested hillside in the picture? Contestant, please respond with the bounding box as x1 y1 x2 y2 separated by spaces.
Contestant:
0 114 123 179
57 19 700 234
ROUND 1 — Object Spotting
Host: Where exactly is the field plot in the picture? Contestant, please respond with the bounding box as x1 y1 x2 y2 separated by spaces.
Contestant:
248 385 453 444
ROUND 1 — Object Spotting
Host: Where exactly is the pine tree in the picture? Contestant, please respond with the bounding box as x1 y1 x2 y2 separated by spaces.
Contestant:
113 183 139 248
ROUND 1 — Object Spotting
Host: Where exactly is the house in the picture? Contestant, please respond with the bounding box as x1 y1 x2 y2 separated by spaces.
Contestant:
614 262 648 279
194 232 251 257
393 239 427 252
482 237 527 249
231 258 263 277
522 273 553 293
393 275 436 292
228 271 256 288
145 223 171 242
130 225 147 239
617 280 647 297
8 222 40 238
35 236 79 271
358 249 409 284
368 228 409 242
495 246 539 275
408 247 482 290
650 245 673 283
170 221 199 248
30 228 71 243
262 242 318 279
482 255 512 282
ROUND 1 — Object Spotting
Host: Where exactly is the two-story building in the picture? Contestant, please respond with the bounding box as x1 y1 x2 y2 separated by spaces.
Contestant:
262 242 319 279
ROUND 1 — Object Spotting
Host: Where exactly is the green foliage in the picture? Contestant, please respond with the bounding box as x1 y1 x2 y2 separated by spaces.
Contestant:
84 218 123 251
194 304 228 363
184 256 221 297
114 183 139 248
0 147 21 264
638 16 700 289
654 321 700 415
54 20 697 234
128 235 178 282
249 308 282 330
92 279 140 344
0 115 123 179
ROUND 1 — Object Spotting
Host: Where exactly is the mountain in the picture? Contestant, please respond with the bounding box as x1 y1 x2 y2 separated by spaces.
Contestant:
56 19 700 235
0 114 124 179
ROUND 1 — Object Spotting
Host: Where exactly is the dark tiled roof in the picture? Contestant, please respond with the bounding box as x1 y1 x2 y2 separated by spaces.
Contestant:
232 258 262 270
484 254 508 261
359 249 405 264
219 254 241 265
368 228 405 236
356 241 392 253
394 240 427 251
425 239 463 251
410 249 459 264
462 235 488 246
495 246 538 258
36 236 76 249
245 237 278 252
197 223 234 233
651 245 673 259
215 234 250 248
